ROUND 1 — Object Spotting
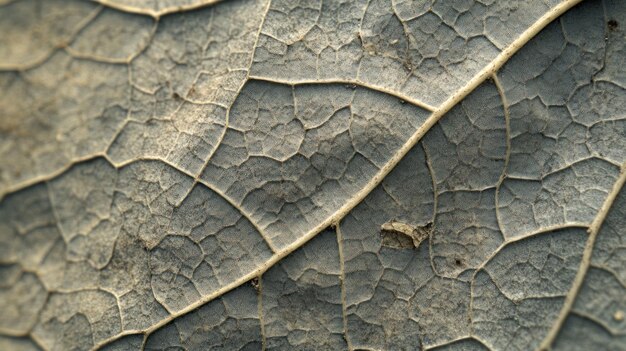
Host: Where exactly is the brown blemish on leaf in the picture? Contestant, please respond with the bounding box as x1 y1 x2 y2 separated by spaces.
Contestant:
380 221 431 249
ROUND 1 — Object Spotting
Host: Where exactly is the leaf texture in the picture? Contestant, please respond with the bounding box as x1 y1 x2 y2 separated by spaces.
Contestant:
0 0 625 350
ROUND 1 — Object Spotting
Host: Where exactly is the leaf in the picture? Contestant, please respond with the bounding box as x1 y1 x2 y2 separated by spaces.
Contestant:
0 0 625 350
95 0 225 17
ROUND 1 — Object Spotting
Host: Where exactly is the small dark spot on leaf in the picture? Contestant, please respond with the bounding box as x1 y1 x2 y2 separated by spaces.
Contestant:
403 60 413 72
356 31 363 43
140 241 150 252
250 277 260 292
608 19 618 31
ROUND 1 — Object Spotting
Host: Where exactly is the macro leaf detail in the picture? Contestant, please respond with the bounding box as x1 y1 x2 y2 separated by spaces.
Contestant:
0 0 625 350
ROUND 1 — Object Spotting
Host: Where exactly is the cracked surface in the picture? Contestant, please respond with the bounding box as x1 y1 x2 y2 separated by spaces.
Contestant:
423 81 506 278
201 80 429 249
471 228 586 351
250 0 563 107
0 0 99 70
109 0 268 176
552 187 626 348
68 8 155 62
99 334 143 351
340 145 438 349
1 0 625 350
496 0 626 237
0 52 130 195
145 284 262 350
262 230 346 349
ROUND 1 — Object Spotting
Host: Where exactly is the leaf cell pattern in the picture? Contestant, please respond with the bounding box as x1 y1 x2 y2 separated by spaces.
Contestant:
0 0 625 350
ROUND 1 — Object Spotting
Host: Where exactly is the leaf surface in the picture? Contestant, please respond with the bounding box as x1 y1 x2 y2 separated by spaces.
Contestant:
0 0 625 350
